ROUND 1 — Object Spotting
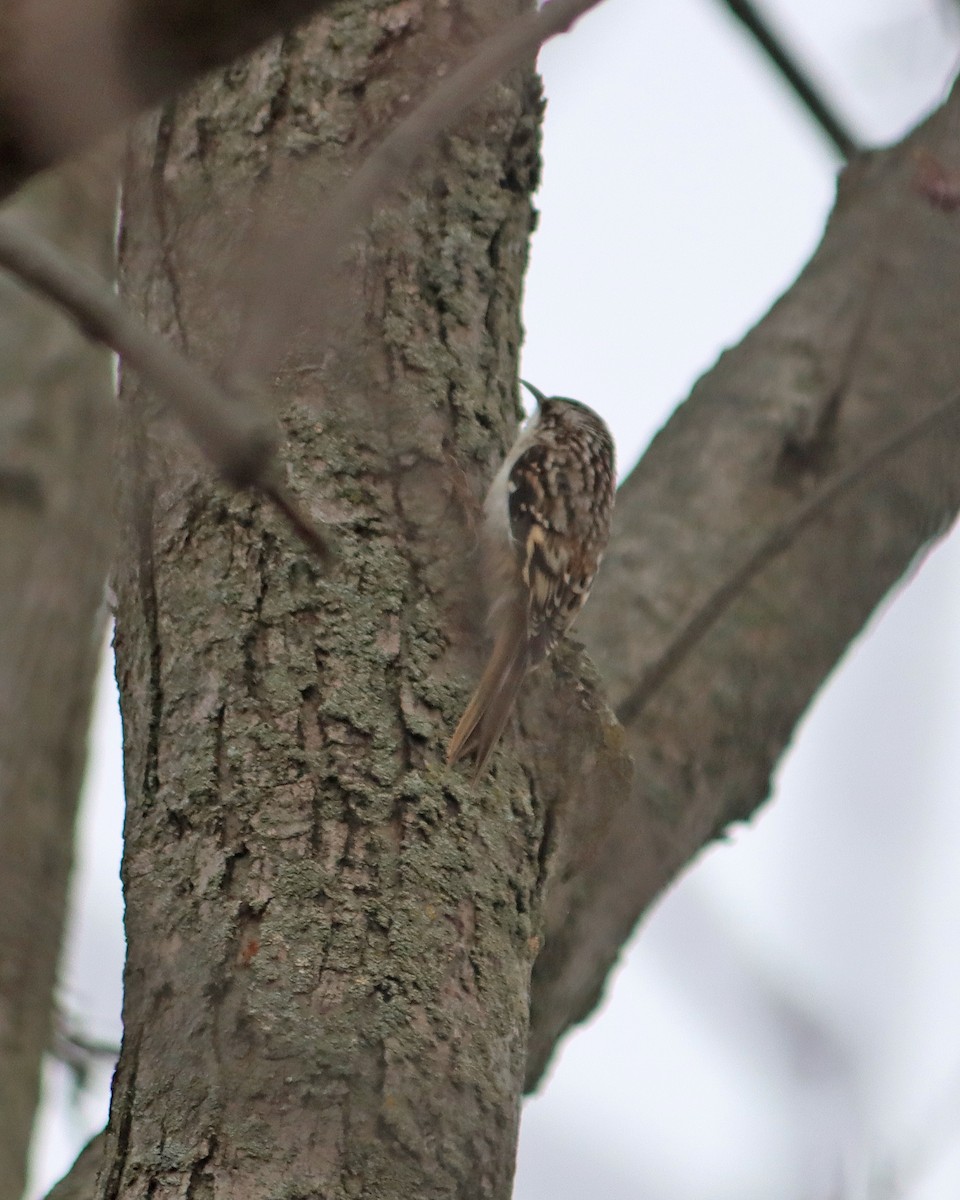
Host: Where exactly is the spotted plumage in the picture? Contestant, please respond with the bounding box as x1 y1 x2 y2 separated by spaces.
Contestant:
447 382 616 778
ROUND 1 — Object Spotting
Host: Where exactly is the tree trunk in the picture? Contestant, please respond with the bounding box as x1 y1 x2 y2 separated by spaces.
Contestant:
0 157 115 1200
107 6 545 1196
30 3 960 1194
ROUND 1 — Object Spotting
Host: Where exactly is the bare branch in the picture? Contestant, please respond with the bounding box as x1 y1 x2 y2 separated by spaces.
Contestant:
0 153 115 1200
719 0 859 159
0 217 332 560
1 0 607 209
0 216 271 479
527 84 960 1086
53 1016 120 1068
616 383 960 727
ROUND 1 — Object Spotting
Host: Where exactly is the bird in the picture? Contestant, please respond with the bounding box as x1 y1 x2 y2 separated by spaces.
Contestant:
447 380 616 779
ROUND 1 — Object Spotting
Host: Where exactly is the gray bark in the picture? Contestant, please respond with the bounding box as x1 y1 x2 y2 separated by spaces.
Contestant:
107 5 545 1196
19 6 960 1197
0 159 115 1200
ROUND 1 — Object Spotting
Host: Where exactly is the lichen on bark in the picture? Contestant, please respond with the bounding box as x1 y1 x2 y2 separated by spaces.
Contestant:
109 4 554 1196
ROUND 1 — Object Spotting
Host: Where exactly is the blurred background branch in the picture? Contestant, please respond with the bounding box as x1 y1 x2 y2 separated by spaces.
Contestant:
0 149 117 1200
718 0 860 157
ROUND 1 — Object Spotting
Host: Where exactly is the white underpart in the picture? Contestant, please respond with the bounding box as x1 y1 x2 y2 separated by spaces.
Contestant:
483 406 542 549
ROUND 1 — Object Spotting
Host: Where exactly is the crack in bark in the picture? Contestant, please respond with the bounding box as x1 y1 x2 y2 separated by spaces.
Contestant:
259 33 297 170
525 766 553 902
132 438 163 806
151 101 188 348
242 531 272 696
384 462 419 776
99 1030 141 1200
185 1135 217 1199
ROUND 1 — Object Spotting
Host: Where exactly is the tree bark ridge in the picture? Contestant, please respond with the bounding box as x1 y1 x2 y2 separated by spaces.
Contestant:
108 7 558 1196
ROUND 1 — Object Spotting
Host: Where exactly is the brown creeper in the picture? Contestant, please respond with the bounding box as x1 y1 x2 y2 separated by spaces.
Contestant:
447 381 616 778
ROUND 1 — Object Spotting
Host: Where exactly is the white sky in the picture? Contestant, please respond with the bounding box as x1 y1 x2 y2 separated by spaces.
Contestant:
27 1 960 1197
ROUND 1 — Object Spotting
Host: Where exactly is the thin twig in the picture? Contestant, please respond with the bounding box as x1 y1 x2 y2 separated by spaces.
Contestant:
54 1028 120 1064
237 0 610 377
719 0 860 160
616 394 960 726
259 478 332 562
0 216 332 559
0 217 270 480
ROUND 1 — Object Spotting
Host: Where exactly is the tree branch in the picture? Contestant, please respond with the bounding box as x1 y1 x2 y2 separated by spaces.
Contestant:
616 378 960 728
0 154 116 1200
0 216 332 561
527 80 960 1087
0 0 614 559
719 0 859 159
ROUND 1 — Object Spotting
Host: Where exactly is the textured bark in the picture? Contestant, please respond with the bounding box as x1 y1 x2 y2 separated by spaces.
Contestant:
0 0 345 198
0 159 115 1200
28 2 960 1194
525 88 960 1085
106 3 560 1196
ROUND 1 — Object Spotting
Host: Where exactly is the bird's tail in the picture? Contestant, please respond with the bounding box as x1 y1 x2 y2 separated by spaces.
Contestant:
447 616 529 780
